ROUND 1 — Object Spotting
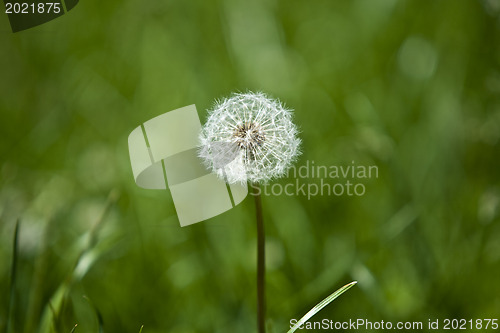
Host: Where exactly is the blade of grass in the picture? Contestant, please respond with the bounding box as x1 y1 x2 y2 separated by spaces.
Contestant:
69 324 78 333
287 281 357 333
6 220 20 333
24 216 54 333
83 296 104 333
49 302 60 333
38 285 67 333
38 190 119 333
139 325 144 333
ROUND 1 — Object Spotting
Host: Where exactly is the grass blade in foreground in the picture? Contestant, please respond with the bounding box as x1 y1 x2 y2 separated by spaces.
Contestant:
287 281 357 333
6 220 20 333
83 296 104 333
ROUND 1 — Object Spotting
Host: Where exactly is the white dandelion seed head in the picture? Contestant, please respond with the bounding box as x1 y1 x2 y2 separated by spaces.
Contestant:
199 91 301 184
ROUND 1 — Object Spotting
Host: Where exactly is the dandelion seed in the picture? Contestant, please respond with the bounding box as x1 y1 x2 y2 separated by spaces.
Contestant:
199 91 301 184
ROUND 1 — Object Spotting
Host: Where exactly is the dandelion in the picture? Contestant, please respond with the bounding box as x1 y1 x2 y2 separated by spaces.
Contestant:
199 92 301 184
199 91 301 333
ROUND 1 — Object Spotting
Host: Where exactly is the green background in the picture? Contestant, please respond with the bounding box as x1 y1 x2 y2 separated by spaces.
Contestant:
1 0 499 332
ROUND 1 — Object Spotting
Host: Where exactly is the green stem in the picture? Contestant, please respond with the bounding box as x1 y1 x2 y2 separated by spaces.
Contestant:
252 183 266 333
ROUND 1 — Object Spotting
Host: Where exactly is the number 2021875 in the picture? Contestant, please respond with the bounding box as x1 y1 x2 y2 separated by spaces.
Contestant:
5 2 62 14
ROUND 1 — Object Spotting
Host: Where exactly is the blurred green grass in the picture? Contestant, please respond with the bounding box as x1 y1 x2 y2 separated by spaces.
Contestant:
1 0 500 332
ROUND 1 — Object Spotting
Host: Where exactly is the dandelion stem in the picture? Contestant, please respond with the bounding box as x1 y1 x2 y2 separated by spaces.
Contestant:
252 183 266 333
